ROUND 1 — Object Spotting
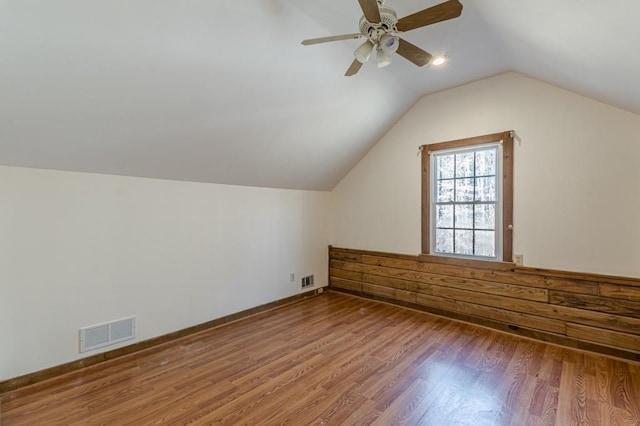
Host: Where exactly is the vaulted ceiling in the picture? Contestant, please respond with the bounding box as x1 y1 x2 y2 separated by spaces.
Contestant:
2 0 639 190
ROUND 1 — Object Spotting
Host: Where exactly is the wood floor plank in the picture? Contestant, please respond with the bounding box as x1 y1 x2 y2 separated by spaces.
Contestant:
2 291 640 425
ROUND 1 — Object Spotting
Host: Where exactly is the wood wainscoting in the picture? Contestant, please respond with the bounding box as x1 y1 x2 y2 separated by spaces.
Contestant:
329 246 640 362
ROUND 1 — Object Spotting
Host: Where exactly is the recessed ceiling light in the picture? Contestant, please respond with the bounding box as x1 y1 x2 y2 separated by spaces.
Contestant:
432 55 447 66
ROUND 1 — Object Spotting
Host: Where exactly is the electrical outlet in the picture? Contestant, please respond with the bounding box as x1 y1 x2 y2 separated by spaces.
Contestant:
290 273 295 283
514 254 524 267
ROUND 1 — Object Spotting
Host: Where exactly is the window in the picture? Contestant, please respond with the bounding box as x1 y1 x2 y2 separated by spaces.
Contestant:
421 131 513 262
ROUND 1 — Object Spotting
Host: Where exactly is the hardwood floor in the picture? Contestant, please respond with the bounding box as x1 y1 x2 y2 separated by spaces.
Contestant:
2 291 639 425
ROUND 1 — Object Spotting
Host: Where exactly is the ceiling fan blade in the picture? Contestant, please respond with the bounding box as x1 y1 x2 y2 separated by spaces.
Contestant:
357 0 381 23
396 0 463 32
396 38 433 66
301 33 363 45
345 59 363 77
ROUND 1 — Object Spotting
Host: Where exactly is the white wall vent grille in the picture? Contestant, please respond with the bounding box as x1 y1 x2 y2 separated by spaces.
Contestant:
79 316 136 353
301 274 315 289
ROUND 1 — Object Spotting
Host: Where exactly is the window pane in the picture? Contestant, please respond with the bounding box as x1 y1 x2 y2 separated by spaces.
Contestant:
455 178 474 202
475 230 496 257
454 204 473 229
475 177 496 201
437 180 454 202
475 149 496 176
436 229 454 253
455 152 474 177
436 205 453 228
454 230 473 255
474 204 495 230
428 138 508 261
437 154 455 179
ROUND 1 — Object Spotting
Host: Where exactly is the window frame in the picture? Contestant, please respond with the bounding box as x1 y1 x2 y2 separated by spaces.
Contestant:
421 131 514 262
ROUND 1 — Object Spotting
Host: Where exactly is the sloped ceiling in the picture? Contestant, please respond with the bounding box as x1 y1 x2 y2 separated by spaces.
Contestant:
1 0 639 190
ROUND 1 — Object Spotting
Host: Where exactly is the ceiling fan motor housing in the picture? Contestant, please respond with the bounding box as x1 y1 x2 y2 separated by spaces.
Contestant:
359 6 398 41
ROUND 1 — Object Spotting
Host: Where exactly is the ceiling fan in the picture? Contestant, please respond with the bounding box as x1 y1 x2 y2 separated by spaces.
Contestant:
301 0 463 76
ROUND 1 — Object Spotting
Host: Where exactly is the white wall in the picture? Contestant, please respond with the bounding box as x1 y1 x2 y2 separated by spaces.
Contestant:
0 166 330 380
331 72 640 278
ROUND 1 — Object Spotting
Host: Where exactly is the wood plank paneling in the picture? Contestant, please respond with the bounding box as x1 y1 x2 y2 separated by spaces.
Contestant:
362 273 418 292
329 277 362 293
362 254 419 270
329 246 640 360
517 265 640 287
364 254 599 295
567 323 640 352
330 268 363 282
417 282 640 334
541 277 600 295
599 283 640 300
418 253 514 271
329 259 363 272
328 250 363 263
550 290 640 318
415 293 566 334
361 283 416 303
361 263 548 302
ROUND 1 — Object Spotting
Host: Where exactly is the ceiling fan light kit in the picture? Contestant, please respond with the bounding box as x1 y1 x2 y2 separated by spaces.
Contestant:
301 0 463 76
355 40 375 63
377 47 392 68
380 34 400 54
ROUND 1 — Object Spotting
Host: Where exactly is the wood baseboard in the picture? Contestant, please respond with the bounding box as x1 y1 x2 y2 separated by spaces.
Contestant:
0 290 323 394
